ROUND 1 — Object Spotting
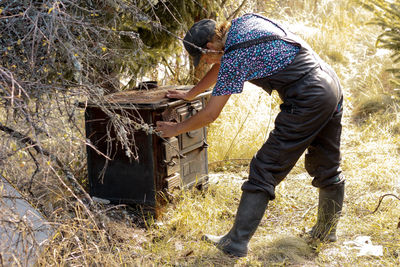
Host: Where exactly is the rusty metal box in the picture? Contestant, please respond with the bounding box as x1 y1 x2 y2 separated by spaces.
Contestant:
82 86 210 208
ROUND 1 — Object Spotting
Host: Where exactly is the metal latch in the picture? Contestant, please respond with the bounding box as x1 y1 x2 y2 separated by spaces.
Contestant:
163 153 186 166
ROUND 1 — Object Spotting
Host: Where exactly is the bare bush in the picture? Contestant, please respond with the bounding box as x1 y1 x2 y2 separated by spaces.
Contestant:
0 0 234 264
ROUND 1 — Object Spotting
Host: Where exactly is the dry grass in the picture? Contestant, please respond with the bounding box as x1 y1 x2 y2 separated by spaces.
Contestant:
207 83 281 162
2 0 400 266
136 0 400 266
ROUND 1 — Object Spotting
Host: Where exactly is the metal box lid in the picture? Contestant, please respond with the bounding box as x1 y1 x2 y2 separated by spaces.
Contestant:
81 85 211 110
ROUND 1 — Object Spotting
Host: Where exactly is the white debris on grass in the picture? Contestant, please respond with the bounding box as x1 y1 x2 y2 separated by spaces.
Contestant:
208 173 245 187
343 236 384 257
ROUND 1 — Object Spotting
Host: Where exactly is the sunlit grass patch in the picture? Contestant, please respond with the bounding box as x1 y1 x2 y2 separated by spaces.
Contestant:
207 83 281 162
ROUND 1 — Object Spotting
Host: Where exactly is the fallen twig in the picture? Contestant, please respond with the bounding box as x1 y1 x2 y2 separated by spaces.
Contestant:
371 193 400 229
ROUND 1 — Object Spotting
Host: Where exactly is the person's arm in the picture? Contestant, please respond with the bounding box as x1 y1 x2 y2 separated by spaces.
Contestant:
156 94 230 138
166 63 220 100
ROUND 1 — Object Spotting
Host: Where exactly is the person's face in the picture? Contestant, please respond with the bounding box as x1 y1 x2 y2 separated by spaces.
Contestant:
201 52 223 65
201 41 223 65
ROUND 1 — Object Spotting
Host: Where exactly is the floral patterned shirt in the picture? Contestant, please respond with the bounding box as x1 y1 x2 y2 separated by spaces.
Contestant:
212 14 300 96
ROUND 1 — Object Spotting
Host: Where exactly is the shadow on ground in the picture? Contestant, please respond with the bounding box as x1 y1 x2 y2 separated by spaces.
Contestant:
252 236 318 265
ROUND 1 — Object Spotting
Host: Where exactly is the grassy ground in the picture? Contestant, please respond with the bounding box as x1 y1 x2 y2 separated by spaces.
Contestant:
131 1 400 265
29 0 400 265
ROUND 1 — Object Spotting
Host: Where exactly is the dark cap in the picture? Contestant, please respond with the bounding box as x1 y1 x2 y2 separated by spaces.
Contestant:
183 19 216 66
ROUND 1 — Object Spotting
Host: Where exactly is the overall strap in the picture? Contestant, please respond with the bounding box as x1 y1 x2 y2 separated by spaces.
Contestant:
224 35 282 54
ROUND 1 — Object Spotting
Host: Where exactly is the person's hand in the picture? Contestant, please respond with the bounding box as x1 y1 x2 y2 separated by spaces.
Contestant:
155 121 180 138
166 90 192 100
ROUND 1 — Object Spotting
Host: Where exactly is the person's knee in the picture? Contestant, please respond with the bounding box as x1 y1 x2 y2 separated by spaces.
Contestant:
312 173 345 189
241 180 276 200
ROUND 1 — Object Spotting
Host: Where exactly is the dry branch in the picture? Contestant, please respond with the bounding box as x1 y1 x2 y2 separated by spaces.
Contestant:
0 122 91 204
371 193 400 229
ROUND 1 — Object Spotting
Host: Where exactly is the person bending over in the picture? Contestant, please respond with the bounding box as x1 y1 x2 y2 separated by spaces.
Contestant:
156 13 345 258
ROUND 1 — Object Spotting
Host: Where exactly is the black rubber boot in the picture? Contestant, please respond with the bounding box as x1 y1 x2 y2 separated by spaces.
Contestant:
309 182 344 242
203 191 270 257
